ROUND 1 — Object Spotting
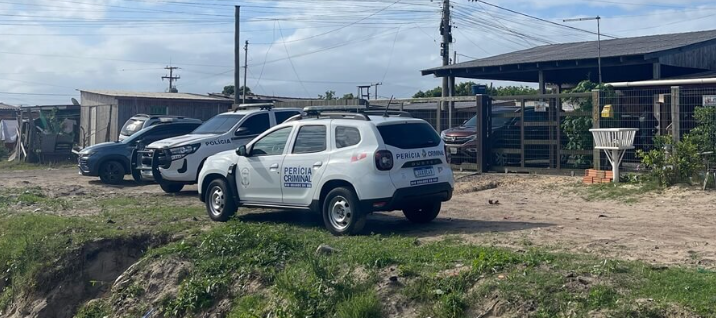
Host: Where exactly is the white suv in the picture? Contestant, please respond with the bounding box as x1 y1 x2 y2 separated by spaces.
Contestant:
197 109 455 235
136 106 301 193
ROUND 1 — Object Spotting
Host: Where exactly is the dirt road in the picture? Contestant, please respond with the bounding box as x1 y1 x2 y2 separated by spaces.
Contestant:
2 167 715 266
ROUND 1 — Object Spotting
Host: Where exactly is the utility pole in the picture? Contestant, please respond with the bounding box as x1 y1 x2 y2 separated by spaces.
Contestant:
234 5 241 105
563 16 601 83
162 66 180 92
439 0 452 131
243 40 249 104
371 82 382 100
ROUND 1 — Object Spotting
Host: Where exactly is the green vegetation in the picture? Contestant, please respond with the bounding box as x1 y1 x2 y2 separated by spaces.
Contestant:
0 160 76 171
74 300 110 318
579 180 661 203
1 185 716 317
413 81 538 98
0 188 209 314
638 135 703 186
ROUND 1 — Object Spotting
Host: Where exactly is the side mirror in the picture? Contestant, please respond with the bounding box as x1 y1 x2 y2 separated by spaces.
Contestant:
235 127 250 136
236 145 248 157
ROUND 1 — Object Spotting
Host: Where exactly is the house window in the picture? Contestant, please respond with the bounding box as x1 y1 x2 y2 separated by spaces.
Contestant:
150 106 168 115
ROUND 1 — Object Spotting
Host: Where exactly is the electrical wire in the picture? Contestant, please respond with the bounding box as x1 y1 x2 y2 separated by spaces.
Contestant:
277 21 310 96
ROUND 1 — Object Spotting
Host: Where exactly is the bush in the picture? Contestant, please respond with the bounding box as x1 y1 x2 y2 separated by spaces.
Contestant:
690 106 716 153
637 135 702 186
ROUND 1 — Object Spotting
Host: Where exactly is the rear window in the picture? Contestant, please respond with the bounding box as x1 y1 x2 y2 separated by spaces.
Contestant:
276 111 300 124
193 114 244 135
377 123 441 149
120 119 145 136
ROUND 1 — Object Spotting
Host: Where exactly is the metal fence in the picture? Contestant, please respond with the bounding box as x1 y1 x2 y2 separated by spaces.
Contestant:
596 85 716 171
369 85 716 174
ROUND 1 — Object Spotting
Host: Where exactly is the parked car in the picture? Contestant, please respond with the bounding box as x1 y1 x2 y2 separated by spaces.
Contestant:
119 114 202 141
441 106 554 166
137 106 301 193
198 108 454 235
78 122 201 184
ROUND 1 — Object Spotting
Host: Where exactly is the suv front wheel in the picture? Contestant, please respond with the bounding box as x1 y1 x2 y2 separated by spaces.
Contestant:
403 201 441 224
205 179 237 222
323 187 366 235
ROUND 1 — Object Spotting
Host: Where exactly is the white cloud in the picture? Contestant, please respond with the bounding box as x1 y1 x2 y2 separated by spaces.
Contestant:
0 0 715 105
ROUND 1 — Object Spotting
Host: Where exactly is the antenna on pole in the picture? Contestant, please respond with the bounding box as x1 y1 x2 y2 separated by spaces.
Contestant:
563 16 602 83
383 95 394 117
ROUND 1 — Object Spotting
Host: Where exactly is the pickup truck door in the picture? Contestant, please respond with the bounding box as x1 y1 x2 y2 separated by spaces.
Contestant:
236 126 293 203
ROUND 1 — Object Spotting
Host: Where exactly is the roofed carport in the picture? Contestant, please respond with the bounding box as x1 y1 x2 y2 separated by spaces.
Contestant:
421 29 716 91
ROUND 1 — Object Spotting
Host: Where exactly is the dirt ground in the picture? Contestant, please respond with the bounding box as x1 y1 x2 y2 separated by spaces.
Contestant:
2 167 715 267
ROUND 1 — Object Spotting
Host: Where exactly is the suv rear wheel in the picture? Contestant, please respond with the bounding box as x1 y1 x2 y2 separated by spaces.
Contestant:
205 179 237 222
403 201 441 224
99 160 125 185
323 187 366 235
160 182 184 193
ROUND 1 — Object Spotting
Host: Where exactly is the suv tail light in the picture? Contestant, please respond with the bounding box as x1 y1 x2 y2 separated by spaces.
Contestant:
444 145 451 164
374 150 393 171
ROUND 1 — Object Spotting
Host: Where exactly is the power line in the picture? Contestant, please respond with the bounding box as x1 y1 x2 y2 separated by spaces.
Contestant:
466 0 618 39
277 21 309 96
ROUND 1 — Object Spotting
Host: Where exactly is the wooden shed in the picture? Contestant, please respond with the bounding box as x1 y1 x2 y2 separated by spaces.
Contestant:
79 90 233 146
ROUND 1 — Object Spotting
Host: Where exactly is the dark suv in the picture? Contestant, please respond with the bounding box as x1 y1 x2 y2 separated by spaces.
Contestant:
78 122 201 184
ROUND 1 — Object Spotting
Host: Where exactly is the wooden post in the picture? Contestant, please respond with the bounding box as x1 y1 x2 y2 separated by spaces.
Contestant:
670 86 681 143
592 89 601 170
520 99 525 168
476 94 485 173
556 85 562 170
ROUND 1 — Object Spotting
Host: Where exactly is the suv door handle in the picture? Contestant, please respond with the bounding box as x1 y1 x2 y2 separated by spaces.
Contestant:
313 161 323 168
269 163 279 171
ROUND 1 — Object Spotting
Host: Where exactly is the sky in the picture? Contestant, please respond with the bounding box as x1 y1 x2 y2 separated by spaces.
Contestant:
0 0 715 105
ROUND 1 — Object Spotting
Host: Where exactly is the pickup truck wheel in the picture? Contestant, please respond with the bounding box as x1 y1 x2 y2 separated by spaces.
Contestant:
323 187 366 235
99 160 125 185
403 201 441 224
205 179 237 222
160 182 184 193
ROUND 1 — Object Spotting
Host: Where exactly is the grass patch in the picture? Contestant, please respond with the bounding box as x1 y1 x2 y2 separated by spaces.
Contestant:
2 189 716 317
74 299 110 318
0 187 71 210
335 290 382 318
0 192 208 314
227 294 268 318
0 160 75 171
579 180 662 203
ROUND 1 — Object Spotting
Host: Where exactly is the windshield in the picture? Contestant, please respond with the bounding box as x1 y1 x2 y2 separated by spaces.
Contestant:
463 116 477 127
461 112 515 129
121 125 153 144
192 114 244 135
377 123 441 149
120 119 145 136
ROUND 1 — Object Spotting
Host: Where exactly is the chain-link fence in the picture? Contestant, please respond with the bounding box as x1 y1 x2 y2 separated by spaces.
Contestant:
368 86 716 174
596 85 716 171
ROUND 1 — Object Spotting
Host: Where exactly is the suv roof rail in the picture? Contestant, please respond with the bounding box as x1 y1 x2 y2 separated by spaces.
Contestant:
299 106 411 120
362 110 412 117
234 103 273 112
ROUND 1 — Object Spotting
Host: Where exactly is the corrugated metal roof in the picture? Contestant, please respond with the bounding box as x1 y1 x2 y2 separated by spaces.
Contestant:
0 103 18 110
80 90 233 101
424 29 716 73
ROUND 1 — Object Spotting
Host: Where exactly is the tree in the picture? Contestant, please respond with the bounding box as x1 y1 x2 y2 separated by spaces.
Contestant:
318 90 336 100
412 82 538 98
340 93 355 100
222 85 252 96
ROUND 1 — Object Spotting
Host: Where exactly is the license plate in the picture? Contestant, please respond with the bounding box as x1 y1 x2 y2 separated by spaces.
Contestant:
449 147 458 154
413 166 435 178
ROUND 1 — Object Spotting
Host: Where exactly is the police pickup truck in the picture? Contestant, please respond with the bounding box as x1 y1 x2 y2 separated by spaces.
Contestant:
197 108 455 235
137 105 300 193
